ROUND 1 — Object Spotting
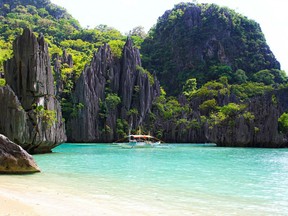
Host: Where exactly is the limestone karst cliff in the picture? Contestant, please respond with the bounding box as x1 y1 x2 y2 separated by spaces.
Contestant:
141 3 281 95
0 1 287 148
206 89 288 147
67 39 160 142
0 28 286 149
0 28 66 153
147 86 288 148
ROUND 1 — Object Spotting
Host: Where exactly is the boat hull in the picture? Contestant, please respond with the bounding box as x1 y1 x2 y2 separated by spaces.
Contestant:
118 141 161 149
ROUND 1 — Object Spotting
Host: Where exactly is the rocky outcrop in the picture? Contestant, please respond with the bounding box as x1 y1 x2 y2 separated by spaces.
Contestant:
0 29 66 153
67 39 160 142
150 87 288 147
0 134 40 174
206 89 288 147
67 43 116 142
0 86 30 147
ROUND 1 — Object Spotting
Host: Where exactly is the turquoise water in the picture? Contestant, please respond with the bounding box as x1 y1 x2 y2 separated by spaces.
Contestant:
8 144 288 215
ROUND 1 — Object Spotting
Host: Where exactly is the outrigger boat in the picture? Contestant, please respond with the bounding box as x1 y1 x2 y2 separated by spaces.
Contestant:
114 134 163 148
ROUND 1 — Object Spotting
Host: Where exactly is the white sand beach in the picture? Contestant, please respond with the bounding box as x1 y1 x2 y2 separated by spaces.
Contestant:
0 185 153 216
0 186 111 216
0 172 281 216
0 176 181 216
0 193 39 216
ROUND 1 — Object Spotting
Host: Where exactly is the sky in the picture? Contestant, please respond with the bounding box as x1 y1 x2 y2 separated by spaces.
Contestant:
50 0 288 72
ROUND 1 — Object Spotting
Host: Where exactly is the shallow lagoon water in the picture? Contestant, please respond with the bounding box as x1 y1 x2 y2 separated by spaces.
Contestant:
3 143 288 215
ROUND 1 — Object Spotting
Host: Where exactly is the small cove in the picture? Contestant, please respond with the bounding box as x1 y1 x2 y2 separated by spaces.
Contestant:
1 143 288 215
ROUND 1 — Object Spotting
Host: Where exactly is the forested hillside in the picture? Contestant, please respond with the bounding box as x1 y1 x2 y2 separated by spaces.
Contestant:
141 3 286 95
0 0 145 77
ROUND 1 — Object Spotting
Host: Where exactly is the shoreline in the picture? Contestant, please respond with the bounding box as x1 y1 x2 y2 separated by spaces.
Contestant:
0 179 175 216
0 181 270 216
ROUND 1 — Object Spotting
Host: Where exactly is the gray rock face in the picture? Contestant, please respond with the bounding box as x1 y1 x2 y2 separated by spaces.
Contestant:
5 30 54 111
0 29 66 153
0 134 40 174
0 86 30 146
120 39 160 126
67 39 160 142
68 44 115 142
207 89 288 147
153 88 288 147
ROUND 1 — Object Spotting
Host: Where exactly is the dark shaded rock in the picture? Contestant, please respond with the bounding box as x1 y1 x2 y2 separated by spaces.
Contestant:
0 134 40 174
67 39 160 142
1 29 66 153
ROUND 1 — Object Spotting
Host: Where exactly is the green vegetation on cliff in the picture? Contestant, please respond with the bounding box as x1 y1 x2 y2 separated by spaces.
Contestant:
1 0 288 146
141 3 284 95
0 0 131 74
1 1 285 96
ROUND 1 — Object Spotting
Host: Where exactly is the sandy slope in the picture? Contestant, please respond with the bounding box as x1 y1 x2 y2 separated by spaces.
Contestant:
0 183 165 216
0 194 39 216
0 188 122 216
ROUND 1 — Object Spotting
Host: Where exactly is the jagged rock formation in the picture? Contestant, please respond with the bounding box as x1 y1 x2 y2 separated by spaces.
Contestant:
150 88 288 148
0 28 66 153
65 36 287 147
67 39 160 142
206 89 288 147
0 134 40 174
